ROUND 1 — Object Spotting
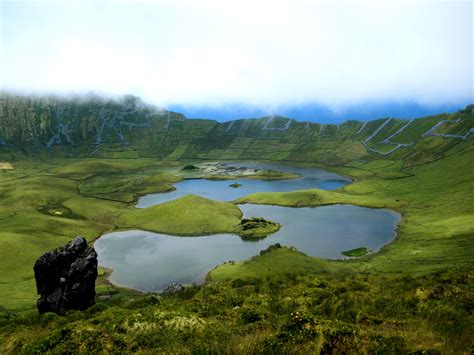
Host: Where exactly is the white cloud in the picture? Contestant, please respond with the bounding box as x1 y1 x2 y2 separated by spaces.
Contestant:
1 0 472 110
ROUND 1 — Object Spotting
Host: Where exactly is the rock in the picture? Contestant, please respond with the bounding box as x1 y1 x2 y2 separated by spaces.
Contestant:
161 282 185 295
34 236 98 315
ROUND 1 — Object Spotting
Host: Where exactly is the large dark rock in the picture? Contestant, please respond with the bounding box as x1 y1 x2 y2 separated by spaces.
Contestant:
34 236 98 315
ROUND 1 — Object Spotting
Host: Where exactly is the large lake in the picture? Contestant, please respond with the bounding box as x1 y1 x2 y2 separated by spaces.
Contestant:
96 162 400 292
95 204 400 292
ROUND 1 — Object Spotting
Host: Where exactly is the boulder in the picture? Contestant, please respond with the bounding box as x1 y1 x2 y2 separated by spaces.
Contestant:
34 236 98 315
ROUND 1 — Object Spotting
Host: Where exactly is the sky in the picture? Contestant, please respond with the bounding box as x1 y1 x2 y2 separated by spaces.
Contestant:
1 0 472 122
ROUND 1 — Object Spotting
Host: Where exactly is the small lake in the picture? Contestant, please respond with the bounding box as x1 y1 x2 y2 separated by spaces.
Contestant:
95 204 400 292
137 162 351 207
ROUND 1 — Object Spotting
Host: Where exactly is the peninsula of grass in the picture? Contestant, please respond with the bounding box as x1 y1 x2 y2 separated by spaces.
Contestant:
204 169 299 181
236 217 281 238
246 169 300 180
341 247 371 257
235 188 401 209
119 194 242 236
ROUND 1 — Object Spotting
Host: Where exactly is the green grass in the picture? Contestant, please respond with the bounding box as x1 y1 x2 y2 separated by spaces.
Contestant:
246 169 299 180
120 195 242 236
2 264 471 353
1 94 473 352
235 217 281 238
341 247 371 257
78 172 181 196
210 246 348 281
235 188 402 209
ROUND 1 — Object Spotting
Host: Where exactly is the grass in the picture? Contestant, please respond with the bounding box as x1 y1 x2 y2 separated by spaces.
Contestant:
119 195 242 236
1 94 472 351
235 217 281 238
246 169 299 180
341 247 371 257
209 246 348 281
1 263 471 353
1 144 473 313
235 188 402 209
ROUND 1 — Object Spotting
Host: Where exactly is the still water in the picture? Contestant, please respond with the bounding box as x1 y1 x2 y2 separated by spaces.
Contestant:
95 204 400 292
136 162 351 207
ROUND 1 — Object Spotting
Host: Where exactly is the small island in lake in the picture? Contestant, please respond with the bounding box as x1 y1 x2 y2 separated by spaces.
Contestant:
229 183 242 188
236 217 281 238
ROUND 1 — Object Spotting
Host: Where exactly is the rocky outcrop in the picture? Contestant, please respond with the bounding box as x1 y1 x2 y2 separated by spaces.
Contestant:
161 282 185 295
34 236 98 315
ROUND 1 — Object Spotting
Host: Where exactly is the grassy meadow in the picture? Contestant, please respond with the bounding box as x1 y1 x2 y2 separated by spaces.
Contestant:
0 134 473 351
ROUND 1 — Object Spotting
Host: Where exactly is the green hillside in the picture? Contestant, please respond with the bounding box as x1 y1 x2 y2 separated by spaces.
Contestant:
1 94 472 167
0 94 473 353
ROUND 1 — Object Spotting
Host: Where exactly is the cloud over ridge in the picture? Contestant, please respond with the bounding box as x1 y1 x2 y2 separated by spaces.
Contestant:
1 0 472 113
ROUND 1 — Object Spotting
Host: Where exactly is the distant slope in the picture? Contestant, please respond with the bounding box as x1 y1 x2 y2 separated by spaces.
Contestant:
1 93 472 167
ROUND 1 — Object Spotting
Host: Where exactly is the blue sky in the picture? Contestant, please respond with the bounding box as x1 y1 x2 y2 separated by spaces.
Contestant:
1 0 472 122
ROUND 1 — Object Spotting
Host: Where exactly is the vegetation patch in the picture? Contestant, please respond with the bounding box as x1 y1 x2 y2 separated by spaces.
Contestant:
120 195 242 236
341 247 371 257
37 203 84 220
210 246 346 281
2 269 471 353
247 169 299 180
229 182 242 188
0 162 13 170
236 217 281 238
235 188 401 209
181 164 199 170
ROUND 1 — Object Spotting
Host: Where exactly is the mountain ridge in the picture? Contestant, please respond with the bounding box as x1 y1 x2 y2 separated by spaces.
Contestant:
1 93 472 168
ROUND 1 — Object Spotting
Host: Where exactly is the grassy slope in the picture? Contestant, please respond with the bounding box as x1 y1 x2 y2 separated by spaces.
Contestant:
2 266 472 353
